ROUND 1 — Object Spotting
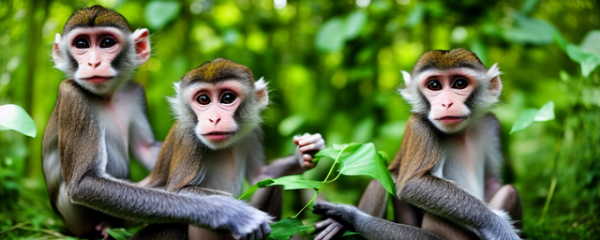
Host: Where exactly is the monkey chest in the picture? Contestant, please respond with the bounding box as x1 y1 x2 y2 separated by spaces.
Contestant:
97 95 139 179
434 137 487 200
193 149 247 196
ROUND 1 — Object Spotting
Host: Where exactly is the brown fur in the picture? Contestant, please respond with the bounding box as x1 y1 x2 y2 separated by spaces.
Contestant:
63 5 132 34
180 58 254 87
388 114 443 193
412 49 485 75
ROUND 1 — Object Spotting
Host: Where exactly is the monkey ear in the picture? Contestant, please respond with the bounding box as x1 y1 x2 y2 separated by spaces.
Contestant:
254 77 269 109
52 33 64 64
401 70 412 84
487 63 502 97
132 28 151 65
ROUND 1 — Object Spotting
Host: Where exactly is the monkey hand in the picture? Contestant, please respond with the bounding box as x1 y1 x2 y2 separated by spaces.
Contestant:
194 195 272 240
313 201 360 239
294 133 326 170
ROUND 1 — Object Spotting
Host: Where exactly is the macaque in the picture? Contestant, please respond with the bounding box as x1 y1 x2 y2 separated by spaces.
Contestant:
42 6 270 239
131 58 326 240
313 49 522 240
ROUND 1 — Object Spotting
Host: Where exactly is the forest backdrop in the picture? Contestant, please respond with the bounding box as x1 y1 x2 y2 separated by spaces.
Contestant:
0 0 599 239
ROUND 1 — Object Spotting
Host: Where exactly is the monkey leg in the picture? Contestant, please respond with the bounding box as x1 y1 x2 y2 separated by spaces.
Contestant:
56 183 124 238
392 198 423 227
251 185 283 221
487 185 523 230
130 224 188 240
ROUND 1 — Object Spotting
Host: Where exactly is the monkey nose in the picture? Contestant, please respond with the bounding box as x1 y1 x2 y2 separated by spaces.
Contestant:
88 61 101 68
208 118 221 124
441 102 453 109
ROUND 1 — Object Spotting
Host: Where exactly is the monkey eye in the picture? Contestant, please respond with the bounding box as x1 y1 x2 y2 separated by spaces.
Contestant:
100 37 117 48
426 80 442 91
452 78 468 89
220 92 237 104
74 38 90 48
196 94 211 105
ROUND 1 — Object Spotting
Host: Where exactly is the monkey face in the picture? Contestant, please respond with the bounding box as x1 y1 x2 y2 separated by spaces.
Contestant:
185 80 249 149
65 28 124 93
419 70 476 133
53 27 150 96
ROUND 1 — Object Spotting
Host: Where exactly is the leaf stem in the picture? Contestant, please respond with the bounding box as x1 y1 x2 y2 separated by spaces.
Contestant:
292 145 350 218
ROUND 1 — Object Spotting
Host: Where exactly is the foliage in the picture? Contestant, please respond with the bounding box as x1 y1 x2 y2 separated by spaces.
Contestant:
0 0 599 239
241 143 393 238
0 104 36 138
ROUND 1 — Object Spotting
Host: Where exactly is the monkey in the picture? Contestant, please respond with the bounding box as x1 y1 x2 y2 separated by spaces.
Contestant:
313 49 522 240
42 6 271 239
130 58 326 240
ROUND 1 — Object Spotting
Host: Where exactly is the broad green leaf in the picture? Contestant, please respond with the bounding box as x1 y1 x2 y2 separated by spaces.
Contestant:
337 143 396 196
267 218 312 240
0 104 37 137
239 176 322 199
405 3 425 27
314 147 341 159
344 11 366 40
534 101 555 121
145 1 181 30
580 30 600 58
554 33 600 77
503 14 556 45
581 54 600 78
106 228 133 240
511 101 555 134
278 114 305 136
265 175 323 190
510 109 538 134
315 17 346 52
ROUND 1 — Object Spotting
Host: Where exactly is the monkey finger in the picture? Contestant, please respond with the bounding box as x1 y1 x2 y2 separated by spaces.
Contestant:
299 144 319 153
302 160 315 169
261 222 271 238
298 133 323 146
314 218 335 229
248 231 256 240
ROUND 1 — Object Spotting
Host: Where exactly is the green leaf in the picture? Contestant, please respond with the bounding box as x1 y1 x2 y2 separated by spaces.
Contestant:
0 104 37 137
106 228 133 240
510 109 537 134
511 101 555 134
315 17 346 52
238 176 322 200
405 3 425 27
265 175 323 190
278 114 305 136
580 30 600 58
581 54 600 78
503 14 556 45
534 101 555 121
145 1 181 30
554 32 600 77
267 218 312 240
344 11 366 40
337 143 396 196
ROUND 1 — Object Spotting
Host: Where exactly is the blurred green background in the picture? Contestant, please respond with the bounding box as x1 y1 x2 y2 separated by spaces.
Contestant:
1 0 599 239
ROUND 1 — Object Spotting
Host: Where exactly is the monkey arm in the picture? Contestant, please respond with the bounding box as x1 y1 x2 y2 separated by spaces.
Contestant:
313 202 441 240
400 174 519 239
128 83 162 171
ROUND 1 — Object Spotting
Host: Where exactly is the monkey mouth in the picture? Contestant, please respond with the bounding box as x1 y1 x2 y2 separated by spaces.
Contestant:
436 116 468 124
82 76 113 83
203 131 236 141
